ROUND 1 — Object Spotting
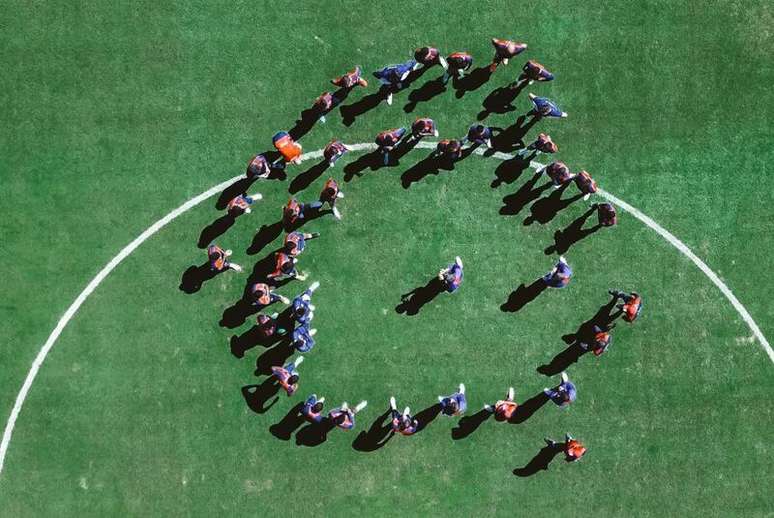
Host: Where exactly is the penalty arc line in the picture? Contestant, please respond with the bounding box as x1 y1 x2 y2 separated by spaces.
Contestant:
1 142 771 477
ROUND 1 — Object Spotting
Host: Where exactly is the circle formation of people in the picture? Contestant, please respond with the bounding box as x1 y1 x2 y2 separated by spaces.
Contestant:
187 38 644 474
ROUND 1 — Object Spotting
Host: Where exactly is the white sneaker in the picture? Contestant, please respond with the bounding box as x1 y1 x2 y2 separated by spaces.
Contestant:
333 207 342 220
390 396 397 410
354 401 368 413
230 263 243 273
583 193 591 201
294 356 305 367
455 256 463 268
560 371 569 383
484 404 494 412
387 93 393 106
459 383 466 394
309 281 320 292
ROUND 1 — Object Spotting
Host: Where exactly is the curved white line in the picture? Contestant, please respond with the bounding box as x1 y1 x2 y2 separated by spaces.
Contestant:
1 143 770 476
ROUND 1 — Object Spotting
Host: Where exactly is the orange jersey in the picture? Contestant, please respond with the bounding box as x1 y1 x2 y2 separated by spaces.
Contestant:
495 400 518 420
623 296 642 322
321 178 339 201
273 133 302 163
207 245 226 270
566 439 587 461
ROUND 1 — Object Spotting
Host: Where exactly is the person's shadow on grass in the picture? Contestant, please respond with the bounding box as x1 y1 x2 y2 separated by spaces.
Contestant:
396 277 445 315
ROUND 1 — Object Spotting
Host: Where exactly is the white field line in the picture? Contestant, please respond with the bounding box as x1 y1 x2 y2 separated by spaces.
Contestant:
1 142 770 477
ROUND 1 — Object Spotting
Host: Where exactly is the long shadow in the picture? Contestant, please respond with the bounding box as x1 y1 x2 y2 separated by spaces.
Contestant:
477 81 528 120
491 155 534 188
255 340 294 376
179 263 218 294
560 296 619 346
489 116 538 153
501 278 548 313
451 409 492 440
197 214 236 249
507 392 549 424
403 75 447 113
230 323 284 358
288 109 319 141
524 183 584 226
499 172 552 216
343 150 383 181
242 378 281 415
396 277 445 315
269 402 305 441
513 443 563 477
352 410 394 452
452 66 493 98
399 154 447 189
544 206 600 254
340 86 390 126
537 343 588 376
289 160 329 194
246 221 284 255
415 403 442 432
295 419 336 447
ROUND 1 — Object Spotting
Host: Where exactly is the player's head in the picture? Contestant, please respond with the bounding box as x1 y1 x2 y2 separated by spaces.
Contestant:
288 374 299 385
311 402 324 413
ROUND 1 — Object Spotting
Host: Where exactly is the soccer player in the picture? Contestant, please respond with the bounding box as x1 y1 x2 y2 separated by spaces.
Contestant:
319 178 344 220
376 127 407 165
292 281 320 326
389 396 419 436
541 161 575 188
489 38 528 72
527 93 568 119
439 383 467 416
413 46 448 70
291 324 317 353
246 153 272 179
574 170 598 201
301 394 326 423
609 290 643 323
443 52 473 83
462 123 493 149
542 256 572 288
512 60 555 88
283 198 323 230
267 251 307 281
283 231 320 257
256 312 286 339
271 356 304 397
331 66 368 90
373 59 417 105
484 387 518 420
272 131 303 168
596 203 617 227
323 140 349 167
545 434 587 462
543 371 577 407
579 324 614 356
432 139 463 162
438 256 464 293
313 92 336 123
329 401 368 431
409 117 439 141
249 282 290 308
517 133 558 157
226 193 262 216
207 244 242 273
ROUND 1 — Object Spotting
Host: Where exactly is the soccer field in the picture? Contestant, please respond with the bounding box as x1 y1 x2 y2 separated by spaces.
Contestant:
1 1 773 516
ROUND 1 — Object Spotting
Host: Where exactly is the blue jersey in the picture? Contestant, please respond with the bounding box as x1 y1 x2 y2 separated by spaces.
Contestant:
444 263 464 293
373 60 416 85
544 261 572 288
302 395 324 423
531 96 564 118
292 326 315 353
440 392 467 415
292 290 313 324
467 124 492 143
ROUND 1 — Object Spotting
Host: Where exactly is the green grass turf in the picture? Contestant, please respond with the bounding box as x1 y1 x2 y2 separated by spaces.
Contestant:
1 0 773 516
